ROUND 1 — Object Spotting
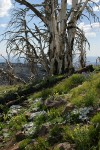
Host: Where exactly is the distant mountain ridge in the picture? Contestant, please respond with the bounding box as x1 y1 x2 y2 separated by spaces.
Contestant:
87 56 100 65
0 56 99 65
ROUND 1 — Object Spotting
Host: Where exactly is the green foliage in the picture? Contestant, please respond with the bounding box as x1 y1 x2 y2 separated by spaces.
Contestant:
47 108 63 124
91 113 100 124
41 88 52 99
83 90 98 107
54 74 85 94
31 74 86 100
47 108 61 121
88 125 99 148
90 113 100 144
64 123 100 150
70 75 100 107
70 125 91 150
94 65 100 72
1 71 100 150
19 139 31 150
48 125 63 145
35 137 49 150
34 113 47 127
9 114 26 131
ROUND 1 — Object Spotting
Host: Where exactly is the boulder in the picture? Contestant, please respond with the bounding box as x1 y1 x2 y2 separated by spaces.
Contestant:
22 122 36 136
45 98 66 109
25 112 31 120
62 103 74 114
29 111 46 121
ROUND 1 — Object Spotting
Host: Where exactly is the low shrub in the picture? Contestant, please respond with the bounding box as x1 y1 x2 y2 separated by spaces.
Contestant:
9 114 26 131
35 137 49 150
90 113 100 144
19 138 31 150
54 74 85 94
70 125 91 150
41 88 52 99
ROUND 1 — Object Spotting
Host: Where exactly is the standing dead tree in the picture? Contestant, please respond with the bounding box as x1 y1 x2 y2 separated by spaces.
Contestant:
14 0 100 74
96 57 100 65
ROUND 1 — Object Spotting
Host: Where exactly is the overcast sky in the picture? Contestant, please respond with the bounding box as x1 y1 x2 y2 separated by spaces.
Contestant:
0 0 100 57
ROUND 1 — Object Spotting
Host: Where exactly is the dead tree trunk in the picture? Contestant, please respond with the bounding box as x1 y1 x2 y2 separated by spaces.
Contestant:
13 0 94 75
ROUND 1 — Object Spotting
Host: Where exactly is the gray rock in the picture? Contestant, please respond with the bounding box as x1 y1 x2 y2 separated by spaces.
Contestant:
8 105 22 117
29 111 46 121
22 122 36 136
45 98 66 109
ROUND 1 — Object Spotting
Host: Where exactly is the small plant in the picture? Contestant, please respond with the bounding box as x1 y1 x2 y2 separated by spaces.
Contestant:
54 74 85 94
66 107 93 123
48 125 63 145
9 114 26 131
90 113 100 143
19 138 31 150
34 113 47 126
47 108 61 121
35 137 49 150
41 88 52 99
71 125 91 150
91 113 100 124
83 91 98 107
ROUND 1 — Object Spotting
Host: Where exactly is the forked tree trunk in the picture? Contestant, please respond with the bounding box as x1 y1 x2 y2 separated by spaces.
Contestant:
15 0 90 75
49 0 67 75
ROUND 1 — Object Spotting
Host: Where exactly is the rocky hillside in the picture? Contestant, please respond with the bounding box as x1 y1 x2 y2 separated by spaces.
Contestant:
0 68 100 150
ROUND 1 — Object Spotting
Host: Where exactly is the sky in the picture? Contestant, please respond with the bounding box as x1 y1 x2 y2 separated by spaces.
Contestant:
0 0 100 58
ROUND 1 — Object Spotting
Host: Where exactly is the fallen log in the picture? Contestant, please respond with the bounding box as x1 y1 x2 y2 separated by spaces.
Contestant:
75 65 94 74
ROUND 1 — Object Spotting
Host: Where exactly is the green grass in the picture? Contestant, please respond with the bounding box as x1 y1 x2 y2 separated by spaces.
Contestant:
1 72 100 150
29 74 86 101
69 73 100 107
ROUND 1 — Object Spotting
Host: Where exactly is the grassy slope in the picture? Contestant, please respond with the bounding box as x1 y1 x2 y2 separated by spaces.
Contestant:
0 72 100 150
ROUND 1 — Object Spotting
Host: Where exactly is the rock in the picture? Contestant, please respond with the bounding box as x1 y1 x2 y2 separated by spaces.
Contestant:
54 142 75 150
25 112 31 120
3 133 9 138
29 111 46 121
8 105 22 117
34 98 42 104
31 107 39 112
15 131 25 142
45 98 66 109
10 105 22 110
6 100 19 107
22 122 36 136
62 103 74 114
2 128 9 132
